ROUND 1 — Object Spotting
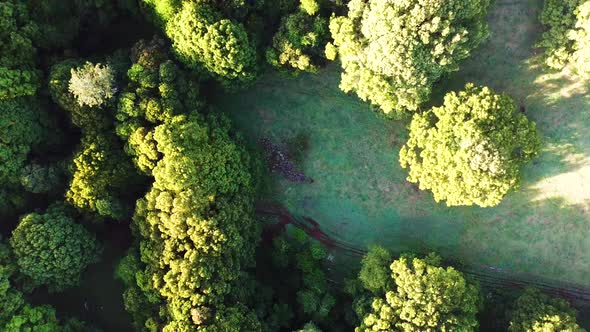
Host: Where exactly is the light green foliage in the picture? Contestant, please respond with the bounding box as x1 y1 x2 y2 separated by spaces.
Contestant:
166 2 258 87
66 133 139 220
127 113 261 330
266 2 328 74
400 84 541 207
9 206 101 291
328 0 490 115
358 245 393 293
49 59 111 129
0 98 45 187
538 0 590 77
356 254 481 332
508 288 585 332
300 0 320 15
69 62 117 108
0 1 40 100
140 0 182 27
116 38 202 174
20 163 64 194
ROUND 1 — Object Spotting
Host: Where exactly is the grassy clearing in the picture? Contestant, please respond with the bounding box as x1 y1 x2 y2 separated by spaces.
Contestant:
215 0 590 287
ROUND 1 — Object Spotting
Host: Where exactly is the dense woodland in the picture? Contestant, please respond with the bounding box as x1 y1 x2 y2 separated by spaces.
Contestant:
0 0 589 331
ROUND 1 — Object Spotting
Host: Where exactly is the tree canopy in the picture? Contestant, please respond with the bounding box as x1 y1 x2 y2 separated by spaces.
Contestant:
166 2 258 87
355 252 481 332
69 62 117 108
327 0 491 115
400 84 541 207
538 0 590 77
508 288 585 332
9 206 102 291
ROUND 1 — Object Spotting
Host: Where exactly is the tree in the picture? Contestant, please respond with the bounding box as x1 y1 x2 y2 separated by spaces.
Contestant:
0 1 40 100
358 245 393 293
49 59 111 129
538 0 590 77
66 133 140 220
9 206 102 291
2 305 63 332
0 241 24 325
166 2 258 87
69 62 117 108
116 37 202 174
508 288 585 332
327 0 491 115
121 113 261 330
399 84 541 207
294 322 322 332
266 0 329 74
20 162 65 194
355 253 481 332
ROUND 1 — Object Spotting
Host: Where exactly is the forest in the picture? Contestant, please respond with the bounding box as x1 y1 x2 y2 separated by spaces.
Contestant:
1 0 589 331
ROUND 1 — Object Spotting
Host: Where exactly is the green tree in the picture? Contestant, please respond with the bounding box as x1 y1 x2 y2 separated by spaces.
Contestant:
538 0 590 77
122 113 261 330
358 245 393 293
294 322 322 332
116 37 202 174
327 0 490 115
20 162 65 194
69 62 117 108
9 206 102 291
266 1 329 74
399 84 541 207
508 288 585 332
0 1 40 100
66 133 140 220
0 242 24 325
356 254 481 332
2 305 62 332
166 2 258 87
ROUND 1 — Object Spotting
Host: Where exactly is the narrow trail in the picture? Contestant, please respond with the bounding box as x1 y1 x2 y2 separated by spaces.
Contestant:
256 201 590 306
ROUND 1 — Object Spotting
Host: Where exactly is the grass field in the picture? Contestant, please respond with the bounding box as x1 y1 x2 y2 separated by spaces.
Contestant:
215 0 590 288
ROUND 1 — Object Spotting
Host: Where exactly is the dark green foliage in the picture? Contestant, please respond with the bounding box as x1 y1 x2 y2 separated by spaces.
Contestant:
0 242 24 325
358 245 392 293
2 305 63 332
9 206 102 291
20 162 65 194
116 37 202 174
508 288 585 332
266 2 329 74
121 113 261 330
0 1 40 100
166 2 258 87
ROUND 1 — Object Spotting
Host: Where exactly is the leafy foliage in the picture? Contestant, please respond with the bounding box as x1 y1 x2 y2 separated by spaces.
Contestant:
538 0 590 77
69 62 117 108
355 253 481 332
20 162 65 194
49 59 111 129
66 133 140 220
121 113 261 330
9 206 102 291
358 245 393 294
399 84 541 207
116 37 202 174
166 2 258 87
0 1 40 100
327 0 490 115
266 1 329 74
508 288 585 332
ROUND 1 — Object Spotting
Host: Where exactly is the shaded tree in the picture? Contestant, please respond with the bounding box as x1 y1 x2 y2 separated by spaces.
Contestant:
399 84 541 207
266 0 329 74
9 206 102 291
327 0 490 115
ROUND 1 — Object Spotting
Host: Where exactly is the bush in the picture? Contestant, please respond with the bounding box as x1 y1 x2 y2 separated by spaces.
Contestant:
400 84 541 207
328 0 491 115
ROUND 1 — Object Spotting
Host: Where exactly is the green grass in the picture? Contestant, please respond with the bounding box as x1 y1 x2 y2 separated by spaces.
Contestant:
215 0 590 287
